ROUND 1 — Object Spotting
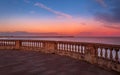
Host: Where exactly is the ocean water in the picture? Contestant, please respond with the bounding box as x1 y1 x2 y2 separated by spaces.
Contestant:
1 37 120 45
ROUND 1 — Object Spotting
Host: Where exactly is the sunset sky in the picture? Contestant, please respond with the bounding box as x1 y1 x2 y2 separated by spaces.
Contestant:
0 0 120 36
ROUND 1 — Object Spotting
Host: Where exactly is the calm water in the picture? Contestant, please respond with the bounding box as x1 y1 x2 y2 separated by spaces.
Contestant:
0 37 120 45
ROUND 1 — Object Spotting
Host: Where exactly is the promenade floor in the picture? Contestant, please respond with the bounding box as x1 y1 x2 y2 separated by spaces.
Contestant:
0 50 119 75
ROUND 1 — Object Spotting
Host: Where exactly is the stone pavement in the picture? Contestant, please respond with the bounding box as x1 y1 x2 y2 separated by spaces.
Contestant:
0 50 119 75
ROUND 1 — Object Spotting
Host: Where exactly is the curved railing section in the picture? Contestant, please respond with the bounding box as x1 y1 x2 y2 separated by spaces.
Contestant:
0 39 120 72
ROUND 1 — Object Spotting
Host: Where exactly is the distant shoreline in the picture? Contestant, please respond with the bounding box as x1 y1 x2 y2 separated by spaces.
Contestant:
0 36 120 38
0 36 75 38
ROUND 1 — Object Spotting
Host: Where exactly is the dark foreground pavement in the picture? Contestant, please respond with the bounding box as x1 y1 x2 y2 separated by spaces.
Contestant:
0 50 119 75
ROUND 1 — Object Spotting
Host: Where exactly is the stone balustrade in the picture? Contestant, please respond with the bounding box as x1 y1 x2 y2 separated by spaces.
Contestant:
0 39 120 72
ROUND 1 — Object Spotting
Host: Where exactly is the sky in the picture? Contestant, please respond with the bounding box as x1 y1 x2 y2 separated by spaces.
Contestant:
0 0 120 36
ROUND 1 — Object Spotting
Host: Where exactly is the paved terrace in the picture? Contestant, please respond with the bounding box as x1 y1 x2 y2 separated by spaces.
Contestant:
0 50 119 75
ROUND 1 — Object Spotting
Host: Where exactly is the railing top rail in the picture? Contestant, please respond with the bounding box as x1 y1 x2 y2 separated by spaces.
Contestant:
0 39 120 48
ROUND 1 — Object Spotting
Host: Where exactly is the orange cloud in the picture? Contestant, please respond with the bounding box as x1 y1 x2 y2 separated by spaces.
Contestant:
0 17 120 36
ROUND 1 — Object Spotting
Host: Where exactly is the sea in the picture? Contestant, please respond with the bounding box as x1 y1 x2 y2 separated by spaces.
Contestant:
0 37 120 45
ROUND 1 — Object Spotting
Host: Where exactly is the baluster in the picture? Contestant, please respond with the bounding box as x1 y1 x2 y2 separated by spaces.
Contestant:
41 42 43 48
39 42 40 47
76 45 78 52
107 49 110 59
73 44 75 52
98 48 100 57
60 43 62 50
79 45 81 53
100 48 103 58
105 48 108 59
36 42 38 47
66 43 69 51
31 41 32 47
57 43 59 50
68 44 70 51
65 44 67 51
5 41 6 46
77 45 79 53
33 42 34 47
61 43 63 50
35 41 37 48
75 44 77 52
21 41 23 46
110 48 113 61
38 42 40 48
83 46 85 54
64 44 66 50
62 43 64 50
32 41 33 47
40 42 42 48
81 45 83 54
6 41 8 46
7 41 9 46
59 43 61 50
70 44 72 51
34 42 36 47
115 49 119 63
25 41 27 47
72 44 74 52
4 41 6 46
28 41 30 47
58 43 59 50
67 44 68 51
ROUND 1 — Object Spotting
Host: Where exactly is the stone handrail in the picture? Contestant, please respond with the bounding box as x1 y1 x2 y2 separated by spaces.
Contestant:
0 39 120 72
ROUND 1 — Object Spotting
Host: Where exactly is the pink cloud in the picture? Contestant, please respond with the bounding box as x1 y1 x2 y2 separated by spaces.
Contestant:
34 2 72 19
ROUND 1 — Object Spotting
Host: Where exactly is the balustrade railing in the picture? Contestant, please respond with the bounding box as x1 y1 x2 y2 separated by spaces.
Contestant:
57 42 85 54
96 45 120 63
0 39 119 72
21 40 43 48
0 40 16 46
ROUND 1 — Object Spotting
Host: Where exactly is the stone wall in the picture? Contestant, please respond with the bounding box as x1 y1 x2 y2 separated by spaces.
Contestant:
0 40 120 72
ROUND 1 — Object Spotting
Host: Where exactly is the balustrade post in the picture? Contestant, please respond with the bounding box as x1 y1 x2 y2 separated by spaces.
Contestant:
15 40 21 50
85 44 97 64
43 41 57 53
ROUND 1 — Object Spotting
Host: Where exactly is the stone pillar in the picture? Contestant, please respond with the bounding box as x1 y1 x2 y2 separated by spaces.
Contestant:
85 44 97 64
15 40 21 50
43 41 57 53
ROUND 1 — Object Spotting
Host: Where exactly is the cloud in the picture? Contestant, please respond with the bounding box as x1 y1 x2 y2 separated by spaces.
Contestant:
96 0 107 8
34 2 72 19
95 0 120 29
30 11 35 14
103 24 120 29
24 0 30 3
